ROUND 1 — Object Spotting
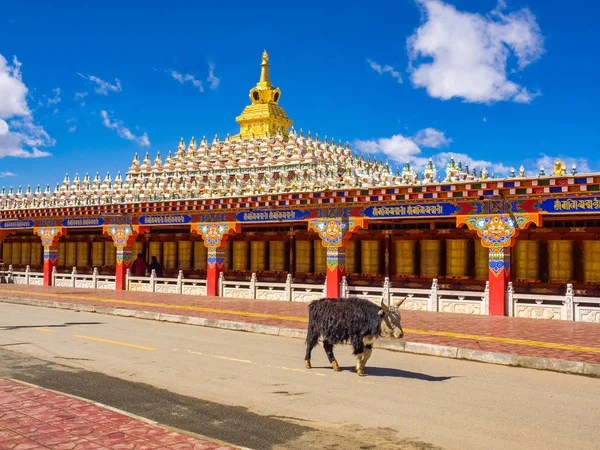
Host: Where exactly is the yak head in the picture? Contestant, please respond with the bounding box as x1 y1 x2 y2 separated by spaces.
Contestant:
379 297 406 339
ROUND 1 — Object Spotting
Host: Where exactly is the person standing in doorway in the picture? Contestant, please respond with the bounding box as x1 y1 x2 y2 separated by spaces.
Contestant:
131 253 148 276
148 256 164 277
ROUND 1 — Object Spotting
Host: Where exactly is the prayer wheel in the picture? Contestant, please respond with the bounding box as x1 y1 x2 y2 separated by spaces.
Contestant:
76 242 89 267
548 240 574 282
104 242 116 267
582 241 600 283
178 241 193 269
92 242 104 267
20 242 31 266
514 240 540 280
345 240 358 274
163 241 177 269
313 241 327 274
250 241 267 271
420 240 441 277
58 242 66 266
394 240 416 276
66 242 76 268
224 241 232 270
269 241 287 272
361 240 381 275
446 239 469 277
132 242 144 260
2 242 11 265
474 240 488 279
12 242 21 265
193 241 207 270
232 241 249 271
295 240 312 273
31 244 43 266
149 242 163 266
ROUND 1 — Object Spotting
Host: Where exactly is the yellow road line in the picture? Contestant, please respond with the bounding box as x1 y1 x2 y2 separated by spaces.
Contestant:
404 328 600 354
188 351 203 355
0 289 307 323
3 288 599 354
73 334 156 351
34 328 57 333
214 355 252 364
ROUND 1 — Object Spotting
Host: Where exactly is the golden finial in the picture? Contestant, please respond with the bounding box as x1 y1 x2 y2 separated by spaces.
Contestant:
259 50 271 88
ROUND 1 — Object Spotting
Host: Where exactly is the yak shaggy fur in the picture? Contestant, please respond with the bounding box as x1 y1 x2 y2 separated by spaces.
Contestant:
304 297 404 376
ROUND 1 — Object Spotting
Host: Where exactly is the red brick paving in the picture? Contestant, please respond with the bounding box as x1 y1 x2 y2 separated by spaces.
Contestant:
0 379 233 450
1 284 600 365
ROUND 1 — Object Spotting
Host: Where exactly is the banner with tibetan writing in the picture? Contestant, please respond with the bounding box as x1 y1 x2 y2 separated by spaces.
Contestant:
363 202 458 219
61 218 105 227
138 215 193 225
0 220 34 229
235 209 311 222
539 197 600 214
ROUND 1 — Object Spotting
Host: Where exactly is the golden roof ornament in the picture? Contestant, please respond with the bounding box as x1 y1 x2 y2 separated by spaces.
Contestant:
554 158 567 176
519 165 525 177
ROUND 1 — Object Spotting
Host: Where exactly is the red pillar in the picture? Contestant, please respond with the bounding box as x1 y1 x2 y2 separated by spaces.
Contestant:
115 245 133 290
206 247 225 296
325 247 346 298
34 227 66 287
488 247 511 316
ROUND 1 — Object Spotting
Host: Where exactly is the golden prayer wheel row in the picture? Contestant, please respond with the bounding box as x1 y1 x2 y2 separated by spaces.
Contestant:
1 242 44 266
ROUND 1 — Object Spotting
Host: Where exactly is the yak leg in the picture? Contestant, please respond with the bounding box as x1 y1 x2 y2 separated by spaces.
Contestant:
305 329 319 369
323 340 341 371
361 344 373 371
352 338 365 376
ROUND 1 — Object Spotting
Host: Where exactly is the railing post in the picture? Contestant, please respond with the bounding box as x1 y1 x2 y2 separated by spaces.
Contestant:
429 278 439 312
564 283 574 321
52 266 57 286
25 265 30 285
482 281 490 315
285 273 292 302
8 265 13 283
125 268 131 290
506 281 514 317
150 269 156 293
71 267 77 288
340 276 348 298
382 277 391 306
93 267 99 289
177 270 183 295
249 273 257 299
323 276 327 297
218 271 224 297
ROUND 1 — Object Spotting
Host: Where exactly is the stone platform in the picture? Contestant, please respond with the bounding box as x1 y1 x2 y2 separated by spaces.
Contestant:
0 285 599 376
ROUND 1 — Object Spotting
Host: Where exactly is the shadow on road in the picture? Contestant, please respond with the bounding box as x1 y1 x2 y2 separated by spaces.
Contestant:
0 342 29 347
316 365 456 381
0 322 104 331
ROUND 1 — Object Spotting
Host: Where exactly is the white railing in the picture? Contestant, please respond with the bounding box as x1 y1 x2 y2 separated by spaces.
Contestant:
126 269 207 296
51 267 116 290
3 265 44 286
218 272 326 302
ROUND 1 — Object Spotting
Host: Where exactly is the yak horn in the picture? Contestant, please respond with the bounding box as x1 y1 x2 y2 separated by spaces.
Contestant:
394 296 408 307
380 299 390 312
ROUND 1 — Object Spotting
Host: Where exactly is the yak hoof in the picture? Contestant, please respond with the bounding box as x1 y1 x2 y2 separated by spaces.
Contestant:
305 360 312 369
356 368 366 377
331 361 341 372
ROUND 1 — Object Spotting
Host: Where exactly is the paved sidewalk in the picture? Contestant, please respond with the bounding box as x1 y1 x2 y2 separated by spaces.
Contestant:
0 378 234 450
1 284 599 375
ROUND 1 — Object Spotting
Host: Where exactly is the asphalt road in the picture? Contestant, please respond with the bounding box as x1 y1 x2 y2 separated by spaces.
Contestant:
0 303 598 450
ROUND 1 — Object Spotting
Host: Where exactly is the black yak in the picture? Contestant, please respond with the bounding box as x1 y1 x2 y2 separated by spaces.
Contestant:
304 297 406 376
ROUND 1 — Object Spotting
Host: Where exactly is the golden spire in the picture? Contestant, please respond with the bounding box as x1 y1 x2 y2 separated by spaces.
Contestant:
233 50 293 140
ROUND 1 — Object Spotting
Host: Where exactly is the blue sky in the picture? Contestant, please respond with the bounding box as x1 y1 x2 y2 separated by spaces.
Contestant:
0 0 598 189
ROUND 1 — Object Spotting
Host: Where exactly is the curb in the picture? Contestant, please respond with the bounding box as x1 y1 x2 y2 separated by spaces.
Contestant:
1 295 599 379
4 377 252 450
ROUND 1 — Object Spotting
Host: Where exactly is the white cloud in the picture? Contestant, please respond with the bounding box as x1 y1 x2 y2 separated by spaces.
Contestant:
407 0 544 104
0 55 29 118
412 127 451 148
354 128 508 176
366 59 403 83
77 73 122 95
100 110 150 147
207 62 220 90
68 125 77 133
168 70 204 92
530 153 591 175
0 54 54 159
67 117 77 133
74 91 88 100
46 87 61 106
0 171 15 178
